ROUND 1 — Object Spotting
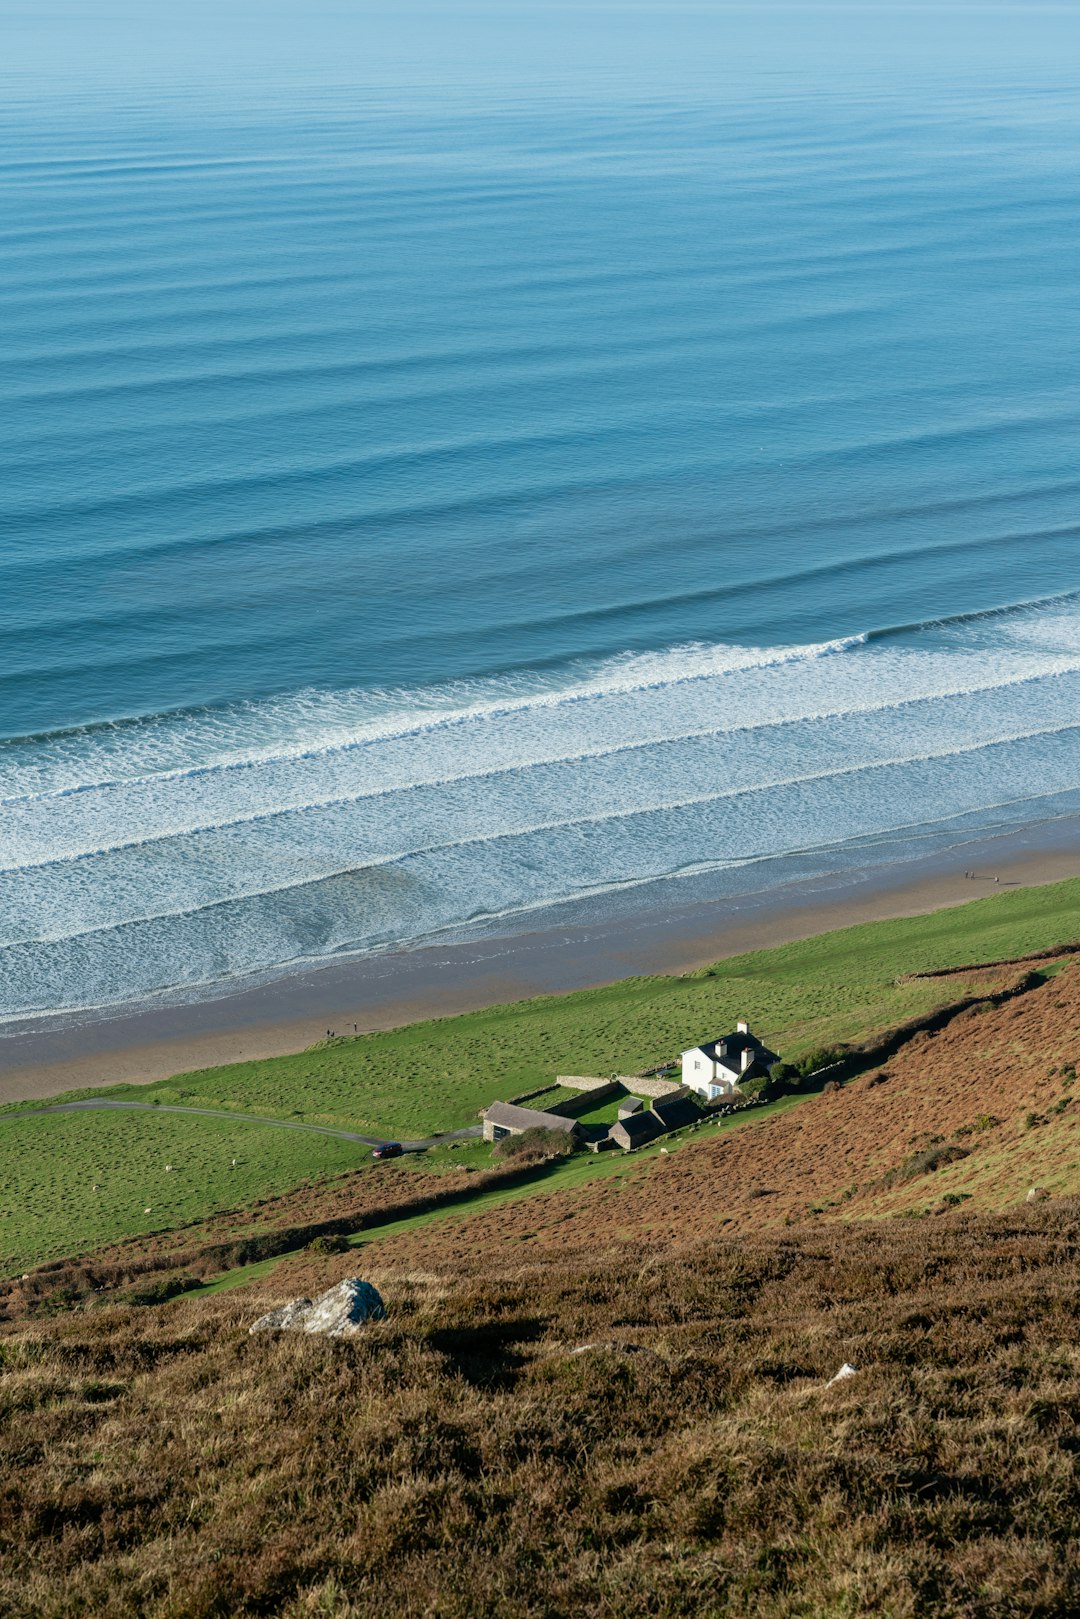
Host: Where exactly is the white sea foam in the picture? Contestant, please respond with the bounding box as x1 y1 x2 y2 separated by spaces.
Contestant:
0 631 867 802
3 599 1080 1021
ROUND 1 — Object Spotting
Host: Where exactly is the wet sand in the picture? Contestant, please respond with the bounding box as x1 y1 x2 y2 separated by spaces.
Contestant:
1 825 1078 1106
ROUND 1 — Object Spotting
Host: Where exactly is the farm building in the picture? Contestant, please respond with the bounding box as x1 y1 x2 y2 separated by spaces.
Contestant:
481 1101 584 1144
681 1021 780 1101
608 1112 665 1152
650 1087 705 1130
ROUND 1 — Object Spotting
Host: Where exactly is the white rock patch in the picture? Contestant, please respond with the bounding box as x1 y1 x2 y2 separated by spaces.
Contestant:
249 1278 386 1337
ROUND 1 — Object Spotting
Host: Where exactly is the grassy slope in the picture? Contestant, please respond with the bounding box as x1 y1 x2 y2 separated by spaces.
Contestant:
6 1206 1080 1619
34 878 1080 1138
4 877 1078 1276
0 1110 369 1276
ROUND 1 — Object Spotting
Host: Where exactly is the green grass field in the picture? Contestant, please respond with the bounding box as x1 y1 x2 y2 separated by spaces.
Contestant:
0 1109 370 1275
33 877 1080 1143
5 876 1079 1276
571 1093 632 1125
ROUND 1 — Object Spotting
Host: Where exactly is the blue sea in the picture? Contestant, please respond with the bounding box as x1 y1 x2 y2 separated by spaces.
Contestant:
3 4 1080 1026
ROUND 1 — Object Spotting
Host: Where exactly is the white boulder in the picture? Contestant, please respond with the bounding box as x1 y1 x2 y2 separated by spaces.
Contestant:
249 1278 386 1338
249 1297 314 1334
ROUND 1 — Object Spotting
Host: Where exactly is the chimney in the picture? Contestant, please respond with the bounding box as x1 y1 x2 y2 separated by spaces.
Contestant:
740 1045 755 1073
736 1019 749 1034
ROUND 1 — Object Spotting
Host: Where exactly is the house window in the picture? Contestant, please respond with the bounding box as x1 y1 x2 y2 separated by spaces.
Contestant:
492 1125 510 1140
694 1059 701 1070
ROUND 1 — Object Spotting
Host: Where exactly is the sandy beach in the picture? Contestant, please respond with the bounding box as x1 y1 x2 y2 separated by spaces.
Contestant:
1 818 1078 1108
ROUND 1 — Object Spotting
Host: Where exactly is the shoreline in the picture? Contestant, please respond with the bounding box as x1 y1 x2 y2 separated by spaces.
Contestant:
2 824 1078 1107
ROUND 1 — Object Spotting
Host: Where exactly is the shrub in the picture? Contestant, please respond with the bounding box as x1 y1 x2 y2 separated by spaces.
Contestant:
738 1074 770 1101
740 1063 802 1104
796 1045 850 1078
883 1143 969 1186
769 1061 800 1088
953 1119 999 1140
121 1275 202 1307
306 1234 351 1255
492 1128 580 1165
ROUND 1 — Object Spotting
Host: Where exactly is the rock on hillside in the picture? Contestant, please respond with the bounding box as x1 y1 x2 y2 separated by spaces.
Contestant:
249 1278 386 1336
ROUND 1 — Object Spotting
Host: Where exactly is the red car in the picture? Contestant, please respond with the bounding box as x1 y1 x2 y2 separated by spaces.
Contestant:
372 1142 403 1160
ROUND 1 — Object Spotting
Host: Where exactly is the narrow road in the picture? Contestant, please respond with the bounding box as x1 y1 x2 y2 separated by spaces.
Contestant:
18 1097 482 1152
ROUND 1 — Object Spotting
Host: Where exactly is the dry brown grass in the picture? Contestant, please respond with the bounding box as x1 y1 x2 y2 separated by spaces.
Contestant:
0 1156 518 1324
362 963 1080 1271
4 956 1080 1614
4 1202 1080 1617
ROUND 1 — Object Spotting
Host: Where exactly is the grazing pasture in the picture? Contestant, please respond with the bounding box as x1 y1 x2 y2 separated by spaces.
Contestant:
0 1109 367 1276
3 877 1077 1276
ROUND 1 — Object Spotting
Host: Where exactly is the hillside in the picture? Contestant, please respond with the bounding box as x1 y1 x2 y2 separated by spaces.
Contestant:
358 959 1080 1272
5 876 1080 1276
4 1202 1080 1618
5 900 1080 1614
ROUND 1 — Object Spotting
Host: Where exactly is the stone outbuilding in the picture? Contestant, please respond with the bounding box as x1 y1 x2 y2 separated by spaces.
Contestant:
482 1101 584 1144
608 1112 665 1152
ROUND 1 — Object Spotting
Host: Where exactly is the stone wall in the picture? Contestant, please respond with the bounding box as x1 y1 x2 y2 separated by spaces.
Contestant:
556 1073 681 1098
630 1076 683 1098
547 1081 625 1118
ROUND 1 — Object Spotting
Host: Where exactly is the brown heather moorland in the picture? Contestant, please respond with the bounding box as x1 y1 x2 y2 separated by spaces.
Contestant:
355 960 1080 1272
3 957 1080 1616
4 1206 1080 1618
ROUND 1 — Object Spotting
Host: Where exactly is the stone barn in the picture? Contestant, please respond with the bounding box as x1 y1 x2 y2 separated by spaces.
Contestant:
482 1101 584 1145
608 1112 665 1152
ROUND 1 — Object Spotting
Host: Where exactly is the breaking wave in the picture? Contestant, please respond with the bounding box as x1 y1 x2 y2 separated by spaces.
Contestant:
3 596 1080 1023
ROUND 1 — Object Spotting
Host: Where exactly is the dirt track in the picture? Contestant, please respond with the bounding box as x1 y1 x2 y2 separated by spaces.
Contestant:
19 1097 481 1152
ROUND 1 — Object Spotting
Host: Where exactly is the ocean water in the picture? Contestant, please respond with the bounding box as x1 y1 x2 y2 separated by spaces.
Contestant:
3 6 1080 1025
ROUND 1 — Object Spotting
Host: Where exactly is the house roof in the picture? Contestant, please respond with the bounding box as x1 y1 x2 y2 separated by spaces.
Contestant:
609 1112 665 1148
687 1032 780 1073
650 1088 704 1128
483 1101 580 1135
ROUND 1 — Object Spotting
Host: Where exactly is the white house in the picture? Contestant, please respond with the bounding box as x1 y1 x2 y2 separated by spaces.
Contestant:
681 1020 780 1101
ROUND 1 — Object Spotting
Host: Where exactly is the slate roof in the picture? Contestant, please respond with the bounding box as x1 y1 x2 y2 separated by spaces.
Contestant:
690 1031 780 1075
608 1112 665 1150
649 1088 704 1129
483 1101 581 1135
